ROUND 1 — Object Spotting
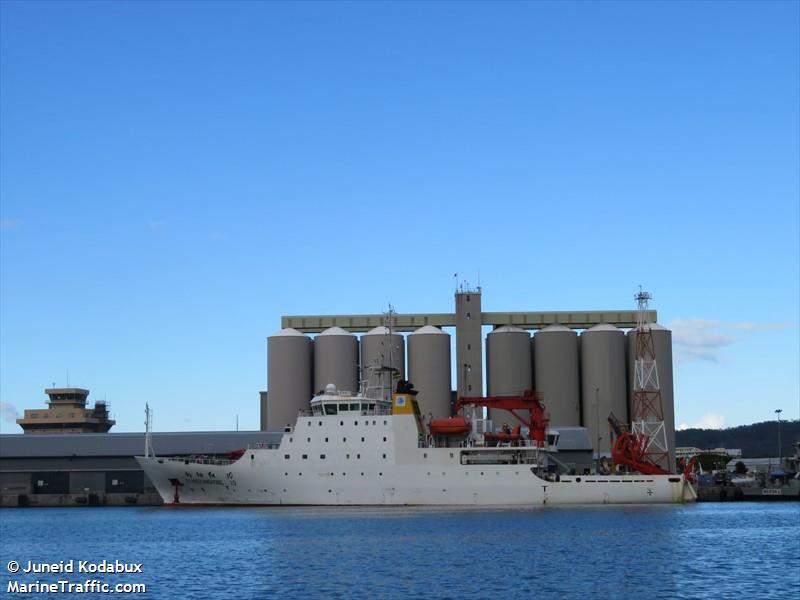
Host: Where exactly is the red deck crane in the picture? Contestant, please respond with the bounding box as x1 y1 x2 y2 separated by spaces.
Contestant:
454 390 549 447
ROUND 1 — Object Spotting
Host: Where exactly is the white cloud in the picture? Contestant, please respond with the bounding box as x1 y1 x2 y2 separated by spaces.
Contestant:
677 413 726 430
0 402 20 423
668 319 789 363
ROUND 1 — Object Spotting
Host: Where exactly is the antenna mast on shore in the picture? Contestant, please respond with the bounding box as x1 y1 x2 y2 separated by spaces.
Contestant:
630 288 670 471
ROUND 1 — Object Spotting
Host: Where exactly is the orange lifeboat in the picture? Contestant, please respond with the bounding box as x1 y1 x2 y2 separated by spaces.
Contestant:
429 416 470 436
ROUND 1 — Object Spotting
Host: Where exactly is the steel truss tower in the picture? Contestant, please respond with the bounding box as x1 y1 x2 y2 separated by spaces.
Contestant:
630 289 671 472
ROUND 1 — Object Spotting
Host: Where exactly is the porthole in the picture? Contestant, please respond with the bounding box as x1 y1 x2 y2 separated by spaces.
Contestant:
289 437 293 443
318 421 322 427
357 454 361 459
340 421 344 426
343 437 347 442
307 437 311 443
302 454 308 460
576 477 582 483
382 453 387 459
325 437 329 443
361 437 365 442
383 437 387 442
320 454 326 459
308 422 311 427
284 454 290 459
346 454 350 459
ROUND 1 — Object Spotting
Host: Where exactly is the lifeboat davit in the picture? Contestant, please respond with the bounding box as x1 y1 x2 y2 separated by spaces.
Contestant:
429 416 470 436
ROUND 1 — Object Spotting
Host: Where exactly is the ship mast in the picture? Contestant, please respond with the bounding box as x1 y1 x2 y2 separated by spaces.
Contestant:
629 288 670 471
144 403 155 458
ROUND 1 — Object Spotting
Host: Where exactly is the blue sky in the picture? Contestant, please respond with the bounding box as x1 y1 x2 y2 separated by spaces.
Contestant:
1 1 798 433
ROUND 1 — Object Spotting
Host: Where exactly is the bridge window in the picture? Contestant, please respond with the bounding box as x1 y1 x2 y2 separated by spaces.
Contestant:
349 403 359 411
338 403 348 411
324 405 337 415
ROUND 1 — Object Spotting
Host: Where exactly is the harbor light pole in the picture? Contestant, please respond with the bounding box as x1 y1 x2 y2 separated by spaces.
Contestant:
775 409 783 468
595 387 601 474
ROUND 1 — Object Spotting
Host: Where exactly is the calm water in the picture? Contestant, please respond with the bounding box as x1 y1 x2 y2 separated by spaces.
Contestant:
1 503 798 599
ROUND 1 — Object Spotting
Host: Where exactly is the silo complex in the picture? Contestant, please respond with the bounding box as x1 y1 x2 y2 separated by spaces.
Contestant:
267 328 313 431
314 327 359 395
580 324 627 455
408 325 452 419
486 326 532 427
534 324 581 427
360 326 405 394
626 324 676 469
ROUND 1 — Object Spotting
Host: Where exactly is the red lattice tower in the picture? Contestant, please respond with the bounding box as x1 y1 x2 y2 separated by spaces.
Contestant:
630 289 671 472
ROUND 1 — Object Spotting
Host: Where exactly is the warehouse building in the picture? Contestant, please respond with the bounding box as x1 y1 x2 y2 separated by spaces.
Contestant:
0 431 280 507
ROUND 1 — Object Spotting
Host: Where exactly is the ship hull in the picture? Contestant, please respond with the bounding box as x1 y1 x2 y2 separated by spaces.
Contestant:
136 452 695 506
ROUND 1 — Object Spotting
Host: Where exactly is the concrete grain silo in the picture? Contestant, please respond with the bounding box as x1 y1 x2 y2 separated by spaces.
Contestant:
534 324 581 427
626 323 676 470
580 324 627 455
408 325 452 419
360 326 405 399
267 328 313 432
486 325 532 428
314 327 359 395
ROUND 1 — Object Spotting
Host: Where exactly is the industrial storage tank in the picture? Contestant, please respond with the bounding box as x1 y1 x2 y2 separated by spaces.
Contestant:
580 323 627 455
626 323 676 470
314 327 359 395
267 328 313 432
407 325 452 419
534 324 581 427
360 326 405 398
486 325 532 427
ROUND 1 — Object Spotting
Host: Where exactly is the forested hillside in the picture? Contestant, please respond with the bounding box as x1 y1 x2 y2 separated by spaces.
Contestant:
676 420 800 458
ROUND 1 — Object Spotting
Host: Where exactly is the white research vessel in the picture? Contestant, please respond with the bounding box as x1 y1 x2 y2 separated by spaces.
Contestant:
137 381 697 506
